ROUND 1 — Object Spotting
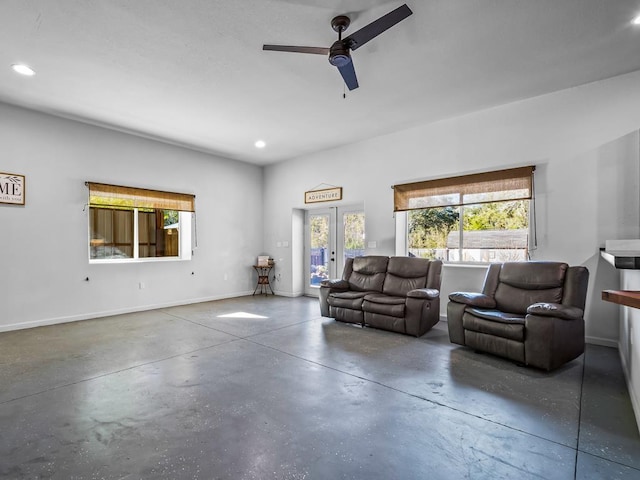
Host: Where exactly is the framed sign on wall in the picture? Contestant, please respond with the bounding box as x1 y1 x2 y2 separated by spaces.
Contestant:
304 187 342 204
0 172 25 205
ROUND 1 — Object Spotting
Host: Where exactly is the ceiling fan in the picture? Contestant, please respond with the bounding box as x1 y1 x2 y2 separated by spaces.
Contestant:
263 4 413 91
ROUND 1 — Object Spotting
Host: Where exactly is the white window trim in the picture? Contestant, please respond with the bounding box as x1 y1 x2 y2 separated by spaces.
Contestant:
89 210 192 264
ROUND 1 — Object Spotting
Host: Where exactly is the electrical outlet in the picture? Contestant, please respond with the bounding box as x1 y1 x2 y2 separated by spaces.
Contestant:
139 282 145 290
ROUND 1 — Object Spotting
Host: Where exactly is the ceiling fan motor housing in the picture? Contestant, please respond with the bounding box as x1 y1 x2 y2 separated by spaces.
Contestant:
329 41 351 67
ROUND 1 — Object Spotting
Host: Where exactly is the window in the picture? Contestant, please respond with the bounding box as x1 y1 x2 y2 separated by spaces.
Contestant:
394 166 534 262
87 182 194 262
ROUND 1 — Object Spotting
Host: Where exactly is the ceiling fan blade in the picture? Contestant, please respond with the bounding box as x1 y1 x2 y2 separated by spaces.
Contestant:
337 59 359 91
263 45 330 55
344 4 413 51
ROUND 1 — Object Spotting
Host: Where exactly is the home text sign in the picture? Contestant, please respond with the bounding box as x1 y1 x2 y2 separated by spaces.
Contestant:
305 187 342 204
0 173 25 205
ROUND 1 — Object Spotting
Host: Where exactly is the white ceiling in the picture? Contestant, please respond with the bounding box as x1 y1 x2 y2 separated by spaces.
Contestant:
2 0 640 165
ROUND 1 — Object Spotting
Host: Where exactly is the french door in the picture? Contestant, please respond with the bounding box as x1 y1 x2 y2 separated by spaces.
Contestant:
304 206 365 296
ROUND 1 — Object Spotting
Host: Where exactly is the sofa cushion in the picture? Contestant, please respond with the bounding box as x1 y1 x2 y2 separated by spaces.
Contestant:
494 284 564 315
463 309 525 341
499 262 568 289
493 262 567 314
383 273 428 297
381 257 429 297
363 294 406 318
466 308 525 323
364 293 406 305
327 291 371 310
348 256 389 292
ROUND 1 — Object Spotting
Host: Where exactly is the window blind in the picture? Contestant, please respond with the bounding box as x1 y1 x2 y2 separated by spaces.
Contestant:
393 166 535 212
87 182 195 212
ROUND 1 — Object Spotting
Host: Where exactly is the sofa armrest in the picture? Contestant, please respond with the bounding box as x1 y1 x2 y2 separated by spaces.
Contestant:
448 292 496 309
525 311 585 370
319 279 349 318
527 302 584 320
407 288 440 300
320 279 349 290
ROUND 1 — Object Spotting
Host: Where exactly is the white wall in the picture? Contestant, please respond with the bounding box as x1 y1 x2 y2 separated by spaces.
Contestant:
263 70 640 346
0 102 263 331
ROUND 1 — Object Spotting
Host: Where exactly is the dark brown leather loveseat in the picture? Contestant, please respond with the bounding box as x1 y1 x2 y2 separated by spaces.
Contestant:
319 256 442 337
447 261 589 370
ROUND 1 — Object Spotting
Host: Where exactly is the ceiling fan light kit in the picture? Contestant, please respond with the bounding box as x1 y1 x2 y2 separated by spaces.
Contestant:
263 4 413 91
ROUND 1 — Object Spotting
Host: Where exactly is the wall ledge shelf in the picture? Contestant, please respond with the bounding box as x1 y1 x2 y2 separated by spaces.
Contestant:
602 290 640 310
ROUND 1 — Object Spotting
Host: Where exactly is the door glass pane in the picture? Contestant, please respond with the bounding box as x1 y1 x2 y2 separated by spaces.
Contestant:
309 214 330 286
343 212 365 262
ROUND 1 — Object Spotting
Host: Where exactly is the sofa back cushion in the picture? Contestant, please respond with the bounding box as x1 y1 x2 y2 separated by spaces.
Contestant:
382 256 430 297
494 262 567 314
348 256 389 292
342 257 354 281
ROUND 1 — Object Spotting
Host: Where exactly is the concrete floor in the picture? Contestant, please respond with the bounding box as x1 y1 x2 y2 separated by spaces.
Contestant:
1 296 639 479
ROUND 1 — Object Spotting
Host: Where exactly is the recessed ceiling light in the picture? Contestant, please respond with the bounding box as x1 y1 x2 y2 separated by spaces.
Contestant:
255 140 266 149
11 64 35 76
632 15 640 25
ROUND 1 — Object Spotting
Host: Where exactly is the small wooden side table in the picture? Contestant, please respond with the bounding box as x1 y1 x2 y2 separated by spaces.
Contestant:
253 264 274 295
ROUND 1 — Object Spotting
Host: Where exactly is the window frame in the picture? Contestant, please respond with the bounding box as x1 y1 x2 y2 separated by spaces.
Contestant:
394 167 535 264
87 182 194 264
89 208 192 264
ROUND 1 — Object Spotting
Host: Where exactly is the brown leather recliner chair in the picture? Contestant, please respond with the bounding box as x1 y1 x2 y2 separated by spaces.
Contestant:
447 261 589 370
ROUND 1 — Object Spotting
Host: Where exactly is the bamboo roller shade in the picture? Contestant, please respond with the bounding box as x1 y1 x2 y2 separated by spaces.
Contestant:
393 166 534 212
87 182 195 212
